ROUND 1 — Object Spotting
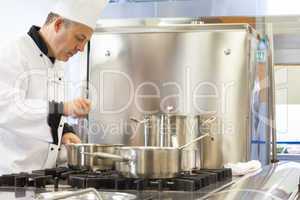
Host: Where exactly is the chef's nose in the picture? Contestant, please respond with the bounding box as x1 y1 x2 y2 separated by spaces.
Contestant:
76 43 85 52
76 44 84 52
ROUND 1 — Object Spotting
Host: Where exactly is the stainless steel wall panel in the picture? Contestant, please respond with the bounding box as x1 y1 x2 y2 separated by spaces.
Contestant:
88 22 268 167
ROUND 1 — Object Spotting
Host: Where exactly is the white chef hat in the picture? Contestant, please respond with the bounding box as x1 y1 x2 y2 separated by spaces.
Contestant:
51 0 107 30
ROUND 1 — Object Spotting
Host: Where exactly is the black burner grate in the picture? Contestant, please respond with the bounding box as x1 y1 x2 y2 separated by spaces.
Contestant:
0 173 53 188
0 167 232 191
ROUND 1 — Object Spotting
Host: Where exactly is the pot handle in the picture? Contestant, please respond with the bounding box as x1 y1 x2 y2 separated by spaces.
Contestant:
178 133 210 150
130 117 149 124
81 152 131 162
199 116 216 141
201 116 217 125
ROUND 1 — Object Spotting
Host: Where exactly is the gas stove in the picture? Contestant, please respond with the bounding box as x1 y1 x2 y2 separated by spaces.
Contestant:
67 168 231 191
0 167 233 200
3 162 300 200
0 167 232 192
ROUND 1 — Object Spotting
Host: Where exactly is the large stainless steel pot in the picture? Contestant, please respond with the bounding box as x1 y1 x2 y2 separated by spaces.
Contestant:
131 113 216 170
65 144 123 171
131 113 187 147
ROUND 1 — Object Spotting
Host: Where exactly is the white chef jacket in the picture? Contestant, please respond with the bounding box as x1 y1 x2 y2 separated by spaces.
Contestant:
0 33 66 174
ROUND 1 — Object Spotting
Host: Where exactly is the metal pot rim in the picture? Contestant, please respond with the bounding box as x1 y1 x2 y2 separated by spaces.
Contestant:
66 143 124 147
144 113 187 117
143 113 215 117
117 146 179 150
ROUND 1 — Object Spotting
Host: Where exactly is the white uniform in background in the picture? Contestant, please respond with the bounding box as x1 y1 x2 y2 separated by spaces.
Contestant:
251 77 268 165
0 35 65 174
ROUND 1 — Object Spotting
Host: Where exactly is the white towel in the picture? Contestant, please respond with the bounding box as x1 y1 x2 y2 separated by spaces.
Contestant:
224 160 262 176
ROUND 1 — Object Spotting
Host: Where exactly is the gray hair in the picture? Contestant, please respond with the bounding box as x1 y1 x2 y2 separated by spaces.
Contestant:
44 12 75 27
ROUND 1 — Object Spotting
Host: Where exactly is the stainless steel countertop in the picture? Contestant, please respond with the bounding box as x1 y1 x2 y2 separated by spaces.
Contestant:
201 161 300 200
2 162 300 200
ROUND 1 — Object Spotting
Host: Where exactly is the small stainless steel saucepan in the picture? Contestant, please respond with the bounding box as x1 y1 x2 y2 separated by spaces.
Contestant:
83 146 180 179
65 144 123 171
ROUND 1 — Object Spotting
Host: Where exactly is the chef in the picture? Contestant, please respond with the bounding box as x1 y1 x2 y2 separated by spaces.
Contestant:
0 0 107 174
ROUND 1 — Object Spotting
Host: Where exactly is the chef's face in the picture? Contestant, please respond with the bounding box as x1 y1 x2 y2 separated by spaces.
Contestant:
52 18 93 61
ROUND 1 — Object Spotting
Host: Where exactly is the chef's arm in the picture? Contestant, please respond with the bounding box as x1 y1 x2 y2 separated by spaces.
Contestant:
63 98 91 117
0 86 53 142
48 100 71 136
49 98 91 117
0 65 89 143
48 101 83 144
0 45 55 142
48 99 89 134
48 101 78 144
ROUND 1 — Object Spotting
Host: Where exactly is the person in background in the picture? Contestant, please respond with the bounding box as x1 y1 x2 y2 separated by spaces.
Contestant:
251 36 270 165
0 0 107 174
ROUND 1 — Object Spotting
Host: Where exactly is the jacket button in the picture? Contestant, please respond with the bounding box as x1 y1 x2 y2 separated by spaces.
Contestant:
58 77 62 81
40 54 43 57
58 148 61 151
50 147 54 151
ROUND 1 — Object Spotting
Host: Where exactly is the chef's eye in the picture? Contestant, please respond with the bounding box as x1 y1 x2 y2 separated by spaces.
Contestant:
75 35 84 42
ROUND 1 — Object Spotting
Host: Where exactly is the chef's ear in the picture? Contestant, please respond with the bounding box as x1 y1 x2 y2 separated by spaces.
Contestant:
53 17 64 33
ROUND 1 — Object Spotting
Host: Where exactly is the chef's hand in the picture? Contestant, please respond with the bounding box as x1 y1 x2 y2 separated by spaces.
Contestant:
64 97 91 117
62 132 81 144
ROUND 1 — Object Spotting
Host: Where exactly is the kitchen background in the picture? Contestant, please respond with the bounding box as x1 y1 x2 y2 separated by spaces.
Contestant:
0 0 300 161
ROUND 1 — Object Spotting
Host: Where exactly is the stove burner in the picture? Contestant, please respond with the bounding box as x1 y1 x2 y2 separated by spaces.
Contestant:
68 168 231 192
32 167 89 180
192 168 232 181
0 173 52 188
